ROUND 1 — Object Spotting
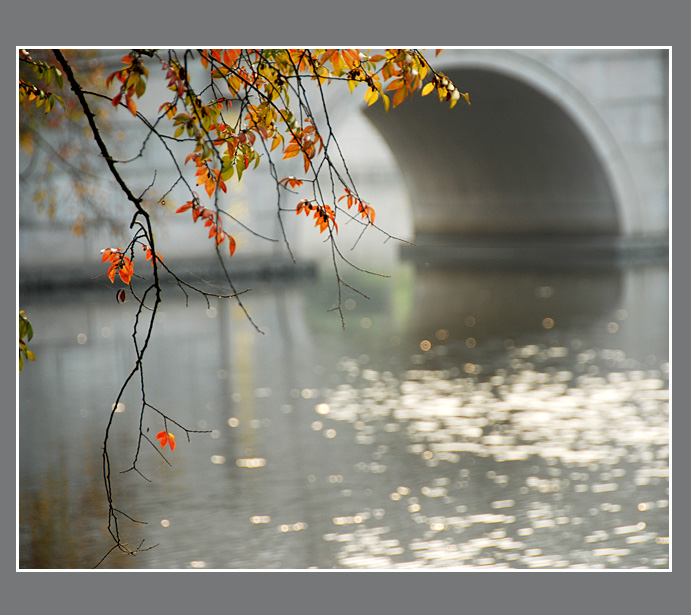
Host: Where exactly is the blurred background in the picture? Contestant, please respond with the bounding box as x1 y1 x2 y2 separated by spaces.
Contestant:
18 48 669 569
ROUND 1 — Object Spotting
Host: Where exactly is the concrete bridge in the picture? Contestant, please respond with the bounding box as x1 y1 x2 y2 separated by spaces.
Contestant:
355 48 669 263
19 49 669 286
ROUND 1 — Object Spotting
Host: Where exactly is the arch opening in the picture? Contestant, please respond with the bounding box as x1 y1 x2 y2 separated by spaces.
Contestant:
363 67 621 243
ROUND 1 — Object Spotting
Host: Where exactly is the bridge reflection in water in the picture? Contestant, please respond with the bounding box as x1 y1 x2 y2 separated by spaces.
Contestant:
19 258 668 569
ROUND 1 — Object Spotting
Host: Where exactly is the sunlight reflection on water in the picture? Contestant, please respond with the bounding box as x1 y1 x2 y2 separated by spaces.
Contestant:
318 340 668 569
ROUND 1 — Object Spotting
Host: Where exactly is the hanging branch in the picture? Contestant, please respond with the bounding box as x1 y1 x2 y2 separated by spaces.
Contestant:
53 50 218 564
20 48 467 566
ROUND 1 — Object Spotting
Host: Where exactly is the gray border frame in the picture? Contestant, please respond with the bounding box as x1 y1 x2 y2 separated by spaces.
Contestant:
8 2 682 614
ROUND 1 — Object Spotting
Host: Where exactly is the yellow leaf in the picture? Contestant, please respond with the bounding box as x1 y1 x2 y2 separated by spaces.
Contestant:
331 52 344 73
421 82 434 97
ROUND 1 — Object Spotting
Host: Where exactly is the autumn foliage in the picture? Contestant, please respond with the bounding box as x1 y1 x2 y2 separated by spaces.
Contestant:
101 248 134 284
156 430 176 451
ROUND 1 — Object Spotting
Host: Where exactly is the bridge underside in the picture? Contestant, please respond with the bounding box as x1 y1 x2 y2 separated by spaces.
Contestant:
364 67 620 246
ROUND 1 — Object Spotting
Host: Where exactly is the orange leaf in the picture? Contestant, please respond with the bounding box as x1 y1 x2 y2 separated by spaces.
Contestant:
386 78 404 91
168 433 176 451
282 144 301 160
228 235 236 256
393 86 407 108
280 176 303 189
126 96 137 116
205 177 215 197
118 258 133 284
156 430 168 447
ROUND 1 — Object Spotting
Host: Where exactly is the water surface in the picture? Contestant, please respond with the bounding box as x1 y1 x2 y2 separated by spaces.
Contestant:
18 262 669 569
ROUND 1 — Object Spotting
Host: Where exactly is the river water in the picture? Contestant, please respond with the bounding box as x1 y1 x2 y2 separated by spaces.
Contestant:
18 259 669 569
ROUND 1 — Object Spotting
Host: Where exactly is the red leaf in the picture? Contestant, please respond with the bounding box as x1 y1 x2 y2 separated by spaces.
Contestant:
228 235 236 256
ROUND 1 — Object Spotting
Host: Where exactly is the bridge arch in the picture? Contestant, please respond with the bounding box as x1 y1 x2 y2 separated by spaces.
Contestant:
358 50 645 245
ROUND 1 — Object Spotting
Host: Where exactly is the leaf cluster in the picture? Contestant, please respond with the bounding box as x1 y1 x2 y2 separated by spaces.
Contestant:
19 49 65 113
91 48 468 288
18 311 35 372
